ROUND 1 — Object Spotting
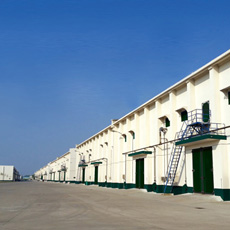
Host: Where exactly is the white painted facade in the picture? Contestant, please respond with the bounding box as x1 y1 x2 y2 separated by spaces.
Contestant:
35 50 230 200
0 165 21 181
35 148 77 182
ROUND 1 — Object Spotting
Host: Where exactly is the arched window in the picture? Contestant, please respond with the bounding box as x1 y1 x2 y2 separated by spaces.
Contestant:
129 130 135 139
122 134 127 142
202 101 210 122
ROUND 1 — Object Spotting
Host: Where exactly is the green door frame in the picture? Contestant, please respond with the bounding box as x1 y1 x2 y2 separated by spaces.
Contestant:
192 147 214 194
59 171 61 181
64 171 66 181
82 168 85 183
192 149 202 193
136 158 144 189
94 166 98 184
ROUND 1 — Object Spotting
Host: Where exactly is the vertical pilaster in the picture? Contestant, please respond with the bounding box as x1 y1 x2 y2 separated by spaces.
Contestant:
209 65 220 122
144 107 149 184
169 90 177 139
134 113 139 149
144 107 150 146
155 99 163 185
186 79 195 111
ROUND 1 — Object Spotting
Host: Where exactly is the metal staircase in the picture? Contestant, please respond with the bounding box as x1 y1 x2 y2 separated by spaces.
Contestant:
164 141 183 193
163 108 224 193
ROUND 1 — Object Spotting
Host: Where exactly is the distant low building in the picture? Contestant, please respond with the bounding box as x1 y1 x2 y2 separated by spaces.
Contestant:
23 175 31 180
0 165 21 181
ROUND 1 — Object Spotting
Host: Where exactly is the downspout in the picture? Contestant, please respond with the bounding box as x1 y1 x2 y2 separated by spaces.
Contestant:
102 157 108 184
184 148 187 185
125 154 127 185
153 146 156 183
159 128 162 144
159 127 167 175
164 132 166 175
129 131 135 184
112 131 114 181
106 158 108 183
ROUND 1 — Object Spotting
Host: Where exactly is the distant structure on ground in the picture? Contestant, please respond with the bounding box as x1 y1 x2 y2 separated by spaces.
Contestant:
23 175 31 180
35 50 230 201
0 165 21 181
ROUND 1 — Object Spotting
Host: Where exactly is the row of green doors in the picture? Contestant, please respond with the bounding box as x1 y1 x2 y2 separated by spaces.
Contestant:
135 148 214 193
82 148 214 194
192 147 214 194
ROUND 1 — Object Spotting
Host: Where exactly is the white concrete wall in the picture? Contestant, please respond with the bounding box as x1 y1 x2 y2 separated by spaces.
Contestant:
0 166 14 181
35 50 230 195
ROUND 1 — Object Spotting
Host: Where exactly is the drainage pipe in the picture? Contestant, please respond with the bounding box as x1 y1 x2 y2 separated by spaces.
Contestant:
125 153 127 184
153 147 156 183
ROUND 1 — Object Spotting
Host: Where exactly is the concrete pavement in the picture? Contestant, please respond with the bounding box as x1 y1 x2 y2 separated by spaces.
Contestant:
0 181 230 230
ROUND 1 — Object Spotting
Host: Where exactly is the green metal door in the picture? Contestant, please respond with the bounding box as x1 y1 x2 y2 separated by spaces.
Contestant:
82 168 85 183
136 159 144 189
192 147 214 194
192 149 202 193
94 166 98 184
202 102 210 122
203 147 214 194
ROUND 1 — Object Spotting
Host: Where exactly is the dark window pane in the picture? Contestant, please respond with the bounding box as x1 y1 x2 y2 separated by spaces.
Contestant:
165 118 170 127
228 91 230 105
181 110 188 121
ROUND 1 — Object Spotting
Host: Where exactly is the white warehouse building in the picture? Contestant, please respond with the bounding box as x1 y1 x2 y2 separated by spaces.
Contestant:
35 50 230 201
0 165 21 181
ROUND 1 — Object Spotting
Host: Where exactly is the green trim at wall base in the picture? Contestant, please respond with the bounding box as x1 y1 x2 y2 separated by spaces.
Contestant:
98 182 107 187
144 184 192 195
214 189 230 201
85 181 94 186
45 179 230 201
85 181 134 189
172 184 190 195
65 181 76 184
187 186 193 193
105 182 126 189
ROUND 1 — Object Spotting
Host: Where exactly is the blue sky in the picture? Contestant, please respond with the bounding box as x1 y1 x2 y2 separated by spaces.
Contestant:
0 0 230 175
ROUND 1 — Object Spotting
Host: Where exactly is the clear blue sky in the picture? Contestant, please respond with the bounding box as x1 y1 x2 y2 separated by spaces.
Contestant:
0 0 230 175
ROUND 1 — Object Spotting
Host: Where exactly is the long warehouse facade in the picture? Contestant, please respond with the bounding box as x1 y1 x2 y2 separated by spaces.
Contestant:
35 50 230 201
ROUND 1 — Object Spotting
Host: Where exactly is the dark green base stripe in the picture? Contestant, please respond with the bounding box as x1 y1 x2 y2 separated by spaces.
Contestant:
124 183 136 189
214 189 230 201
80 182 230 201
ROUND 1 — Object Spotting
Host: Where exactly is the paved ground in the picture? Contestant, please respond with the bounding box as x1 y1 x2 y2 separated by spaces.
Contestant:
0 181 230 230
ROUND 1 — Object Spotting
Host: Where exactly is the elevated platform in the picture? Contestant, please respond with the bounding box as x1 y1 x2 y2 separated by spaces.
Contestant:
175 134 227 146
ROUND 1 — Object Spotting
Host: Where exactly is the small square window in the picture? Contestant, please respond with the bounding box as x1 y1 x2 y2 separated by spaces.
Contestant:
165 118 170 127
181 110 188 122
